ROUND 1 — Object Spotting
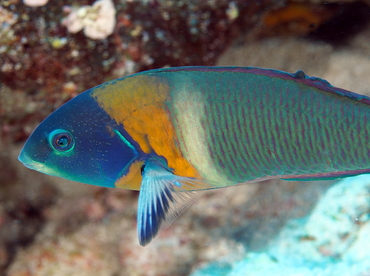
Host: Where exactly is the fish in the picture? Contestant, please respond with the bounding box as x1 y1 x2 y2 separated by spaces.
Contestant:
18 66 370 246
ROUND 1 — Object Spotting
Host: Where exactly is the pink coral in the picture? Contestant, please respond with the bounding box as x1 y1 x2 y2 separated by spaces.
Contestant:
62 0 116 40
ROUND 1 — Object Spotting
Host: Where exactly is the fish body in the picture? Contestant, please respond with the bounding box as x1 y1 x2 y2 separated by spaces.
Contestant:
18 66 370 245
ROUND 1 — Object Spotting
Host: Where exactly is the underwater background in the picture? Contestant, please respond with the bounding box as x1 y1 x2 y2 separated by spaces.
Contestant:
2 0 370 275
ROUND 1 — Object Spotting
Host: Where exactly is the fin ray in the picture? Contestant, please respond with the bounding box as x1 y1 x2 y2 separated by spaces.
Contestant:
137 160 211 246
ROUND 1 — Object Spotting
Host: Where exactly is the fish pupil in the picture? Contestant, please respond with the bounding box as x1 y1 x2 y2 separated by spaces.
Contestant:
56 135 69 147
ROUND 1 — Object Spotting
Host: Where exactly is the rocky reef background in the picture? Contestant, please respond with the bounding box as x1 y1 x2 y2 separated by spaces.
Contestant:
2 0 370 275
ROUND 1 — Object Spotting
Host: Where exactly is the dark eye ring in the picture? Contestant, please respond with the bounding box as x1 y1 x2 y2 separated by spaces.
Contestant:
49 129 74 152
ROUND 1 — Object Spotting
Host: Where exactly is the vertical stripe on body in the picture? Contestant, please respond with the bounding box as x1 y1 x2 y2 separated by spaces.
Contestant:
170 81 231 186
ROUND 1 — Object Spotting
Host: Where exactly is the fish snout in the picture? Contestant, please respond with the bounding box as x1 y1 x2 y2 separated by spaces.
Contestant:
18 150 44 171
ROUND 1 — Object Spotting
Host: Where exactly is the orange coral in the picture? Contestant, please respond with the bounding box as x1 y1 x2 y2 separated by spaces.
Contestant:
261 3 335 36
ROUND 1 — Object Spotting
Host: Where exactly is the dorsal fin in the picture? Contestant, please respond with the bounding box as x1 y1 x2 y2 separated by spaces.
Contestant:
293 70 306 79
150 66 370 105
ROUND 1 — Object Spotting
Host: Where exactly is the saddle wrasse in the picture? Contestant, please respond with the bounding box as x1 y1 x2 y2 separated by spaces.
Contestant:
18 66 370 246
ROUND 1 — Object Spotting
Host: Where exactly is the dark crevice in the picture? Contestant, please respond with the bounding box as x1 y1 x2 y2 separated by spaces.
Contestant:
306 2 370 45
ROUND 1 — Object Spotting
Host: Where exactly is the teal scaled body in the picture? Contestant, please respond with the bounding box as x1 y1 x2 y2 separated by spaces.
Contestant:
19 66 370 246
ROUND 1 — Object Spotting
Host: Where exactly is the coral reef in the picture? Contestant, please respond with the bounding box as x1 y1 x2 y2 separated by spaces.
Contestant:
3 0 368 143
3 0 370 275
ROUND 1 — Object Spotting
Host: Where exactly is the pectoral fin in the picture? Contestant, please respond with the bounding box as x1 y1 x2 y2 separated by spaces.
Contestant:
137 159 212 246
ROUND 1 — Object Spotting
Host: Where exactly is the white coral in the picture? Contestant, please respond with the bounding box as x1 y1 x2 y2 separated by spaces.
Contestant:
62 0 116 40
23 0 49 7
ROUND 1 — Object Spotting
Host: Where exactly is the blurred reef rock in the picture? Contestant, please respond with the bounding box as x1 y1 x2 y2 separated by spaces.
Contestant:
191 175 370 276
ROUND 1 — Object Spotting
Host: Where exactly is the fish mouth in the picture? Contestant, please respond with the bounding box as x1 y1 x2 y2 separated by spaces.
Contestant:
18 150 45 171
18 150 62 178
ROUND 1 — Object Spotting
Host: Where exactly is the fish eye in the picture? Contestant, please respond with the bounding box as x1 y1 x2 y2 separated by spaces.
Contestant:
49 129 75 152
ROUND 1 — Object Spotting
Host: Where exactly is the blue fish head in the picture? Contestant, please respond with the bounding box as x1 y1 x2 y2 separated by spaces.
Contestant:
18 90 139 187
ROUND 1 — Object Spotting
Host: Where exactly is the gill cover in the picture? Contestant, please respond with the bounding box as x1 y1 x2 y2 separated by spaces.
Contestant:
18 89 139 187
